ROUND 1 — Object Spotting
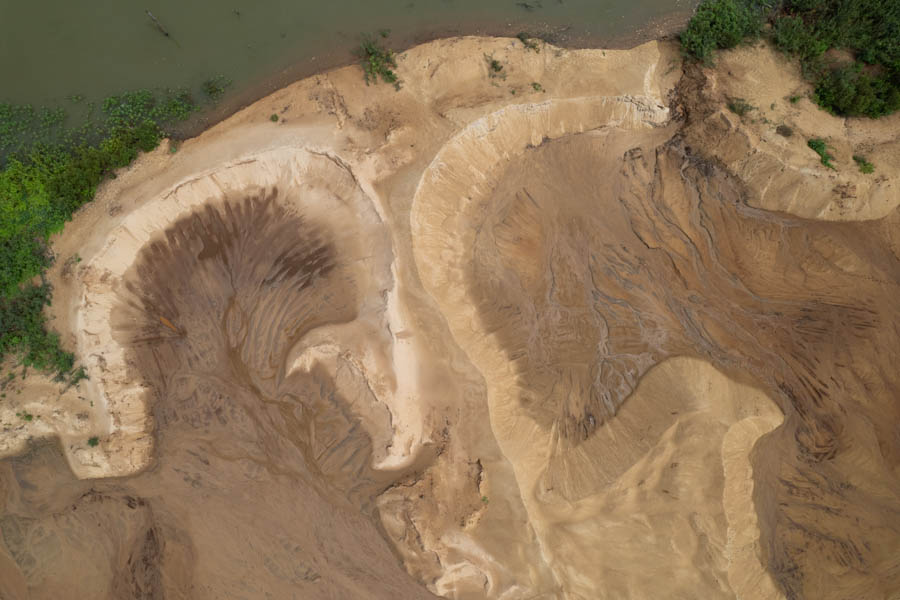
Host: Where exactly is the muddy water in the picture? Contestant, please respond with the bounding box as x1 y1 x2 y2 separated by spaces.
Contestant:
0 191 434 599
468 133 900 597
1 0 696 110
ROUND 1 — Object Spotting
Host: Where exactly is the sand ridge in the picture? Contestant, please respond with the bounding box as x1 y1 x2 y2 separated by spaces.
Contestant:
0 36 898 599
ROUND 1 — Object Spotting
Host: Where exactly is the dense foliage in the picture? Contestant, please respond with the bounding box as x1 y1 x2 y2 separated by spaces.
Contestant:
681 0 900 117
1 85 225 379
680 0 772 62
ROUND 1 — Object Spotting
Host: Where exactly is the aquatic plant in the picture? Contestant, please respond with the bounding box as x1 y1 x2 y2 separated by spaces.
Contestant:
202 75 232 101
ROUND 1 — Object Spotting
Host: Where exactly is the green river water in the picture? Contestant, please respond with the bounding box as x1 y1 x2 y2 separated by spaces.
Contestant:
1 0 695 113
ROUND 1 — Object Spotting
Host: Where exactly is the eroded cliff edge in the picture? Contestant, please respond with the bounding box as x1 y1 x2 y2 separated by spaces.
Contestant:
1 37 898 600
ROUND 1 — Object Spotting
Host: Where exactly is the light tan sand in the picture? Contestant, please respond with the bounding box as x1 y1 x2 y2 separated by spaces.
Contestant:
1 37 899 600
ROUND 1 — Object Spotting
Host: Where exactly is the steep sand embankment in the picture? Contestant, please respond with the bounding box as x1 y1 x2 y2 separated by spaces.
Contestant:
1 37 899 600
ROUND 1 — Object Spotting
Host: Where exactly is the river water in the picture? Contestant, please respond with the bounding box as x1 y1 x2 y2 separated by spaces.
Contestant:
1 0 695 109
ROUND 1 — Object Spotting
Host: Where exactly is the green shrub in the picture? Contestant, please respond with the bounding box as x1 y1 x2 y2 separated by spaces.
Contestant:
680 0 767 63
853 154 875 173
0 283 74 373
360 35 400 89
87 436 99 447
727 97 755 115
814 65 900 118
807 138 836 169
773 16 827 59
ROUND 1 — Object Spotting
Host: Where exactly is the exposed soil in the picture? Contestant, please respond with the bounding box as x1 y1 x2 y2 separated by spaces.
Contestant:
1 37 898 600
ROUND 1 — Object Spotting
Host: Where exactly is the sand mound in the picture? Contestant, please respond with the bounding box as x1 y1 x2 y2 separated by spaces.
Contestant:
681 43 900 221
1 36 899 600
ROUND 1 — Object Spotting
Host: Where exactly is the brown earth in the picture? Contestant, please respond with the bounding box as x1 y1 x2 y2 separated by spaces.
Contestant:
0 37 898 600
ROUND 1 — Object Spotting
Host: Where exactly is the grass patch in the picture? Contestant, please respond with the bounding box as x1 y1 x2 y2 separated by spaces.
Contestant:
359 34 400 89
681 0 900 118
807 138 836 169
727 97 755 116
853 154 875 174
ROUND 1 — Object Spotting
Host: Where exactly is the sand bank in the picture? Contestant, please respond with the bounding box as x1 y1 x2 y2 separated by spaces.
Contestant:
1 36 898 600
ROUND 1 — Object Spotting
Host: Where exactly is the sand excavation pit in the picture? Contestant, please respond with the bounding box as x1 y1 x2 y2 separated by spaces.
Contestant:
2 37 900 600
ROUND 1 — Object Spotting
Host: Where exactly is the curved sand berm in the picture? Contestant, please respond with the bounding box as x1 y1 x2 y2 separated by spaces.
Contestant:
407 53 784 596
1 36 898 600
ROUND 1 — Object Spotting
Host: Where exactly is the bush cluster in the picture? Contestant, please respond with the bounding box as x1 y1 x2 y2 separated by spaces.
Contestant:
807 137 836 169
359 35 400 89
680 0 772 63
681 0 900 118
1 87 213 379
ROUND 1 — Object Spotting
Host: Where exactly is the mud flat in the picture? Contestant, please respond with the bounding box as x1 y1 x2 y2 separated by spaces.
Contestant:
1 37 898 599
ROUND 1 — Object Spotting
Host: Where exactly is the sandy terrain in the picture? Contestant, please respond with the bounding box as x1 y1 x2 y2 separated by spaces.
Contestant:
0 36 898 600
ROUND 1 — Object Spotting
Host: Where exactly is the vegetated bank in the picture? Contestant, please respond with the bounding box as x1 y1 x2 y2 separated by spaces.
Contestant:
0 31 403 384
680 0 900 118
0 77 230 381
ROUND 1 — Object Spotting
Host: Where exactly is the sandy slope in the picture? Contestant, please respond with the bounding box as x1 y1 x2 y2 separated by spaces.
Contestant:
680 42 900 221
0 36 898 600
